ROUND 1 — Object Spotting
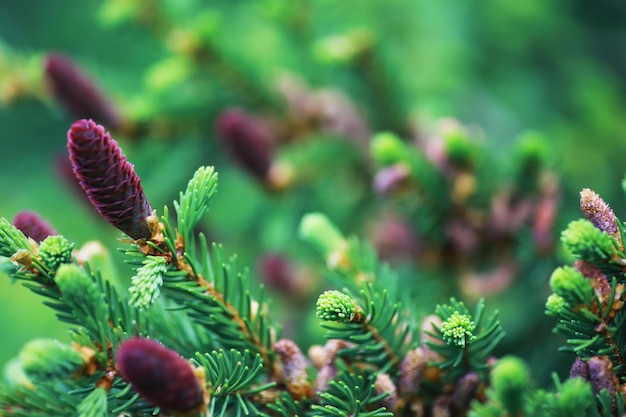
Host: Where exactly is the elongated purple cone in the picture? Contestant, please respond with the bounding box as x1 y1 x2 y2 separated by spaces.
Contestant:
13 211 57 242
116 338 204 413
45 53 122 129
68 119 152 239
216 108 274 181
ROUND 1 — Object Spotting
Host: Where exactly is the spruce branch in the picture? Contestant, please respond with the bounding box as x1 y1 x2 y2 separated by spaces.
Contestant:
317 284 410 376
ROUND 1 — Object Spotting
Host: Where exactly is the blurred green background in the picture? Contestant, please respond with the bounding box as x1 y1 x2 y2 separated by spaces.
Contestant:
2 0 626 386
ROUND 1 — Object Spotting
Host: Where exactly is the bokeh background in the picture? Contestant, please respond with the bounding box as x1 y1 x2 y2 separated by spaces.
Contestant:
2 0 626 387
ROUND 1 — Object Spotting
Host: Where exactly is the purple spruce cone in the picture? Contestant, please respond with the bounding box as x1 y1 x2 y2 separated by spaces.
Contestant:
216 108 274 181
116 337 204 413
68 119 153 239
13 211 57 242
45 53 122 129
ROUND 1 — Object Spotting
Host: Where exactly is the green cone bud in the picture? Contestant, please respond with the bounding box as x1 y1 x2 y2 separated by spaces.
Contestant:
440 311 476 348
39 235 74 271
316 290 356 323
371 132 409 167
545 293 567 316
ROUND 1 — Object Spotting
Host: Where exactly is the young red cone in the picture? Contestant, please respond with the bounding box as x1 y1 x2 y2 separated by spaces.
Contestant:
116 337 204 414
67 119 153 239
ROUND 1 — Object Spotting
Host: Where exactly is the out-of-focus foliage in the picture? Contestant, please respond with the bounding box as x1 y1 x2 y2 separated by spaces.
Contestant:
0 0 625 393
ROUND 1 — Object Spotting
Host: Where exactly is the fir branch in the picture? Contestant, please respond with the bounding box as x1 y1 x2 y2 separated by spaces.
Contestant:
0 380 79 416
553 304 626 374
76 386 107 417
0 217 50 277
136 235 278 371
264 391 307 417
194 348 275 416
317 284 411 376
426 298 505 381
312 363 393 417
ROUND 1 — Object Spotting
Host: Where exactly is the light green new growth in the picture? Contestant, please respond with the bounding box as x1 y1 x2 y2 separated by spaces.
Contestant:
129 255 168 309
3 357 32 387
316 290 356 322
515 131 549 165
370 132 408 166
549 266 593 307
39 235 74 271
0 217 33 258
444 130 478 167
545 293 566 316
555 377 596 415
299 213 346 262
77 386 107 417
490 356 529 414
19 338 84 380
440 311 476 348
174 166 218 245
561 219 617 263
54 264 109 336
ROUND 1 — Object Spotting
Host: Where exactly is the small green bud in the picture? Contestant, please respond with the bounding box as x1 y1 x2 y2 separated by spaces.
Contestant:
299 213 346 263
371 132 409 166
313 29 372 64
20 338 84 380
316 290 356 322
549 266 593 306
545 293 567 316
561 219 616 263
440 311 476 348
39 235 74 271
444 130 478 168
55 263 92 293
515 131 548 167
490 356 529 414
